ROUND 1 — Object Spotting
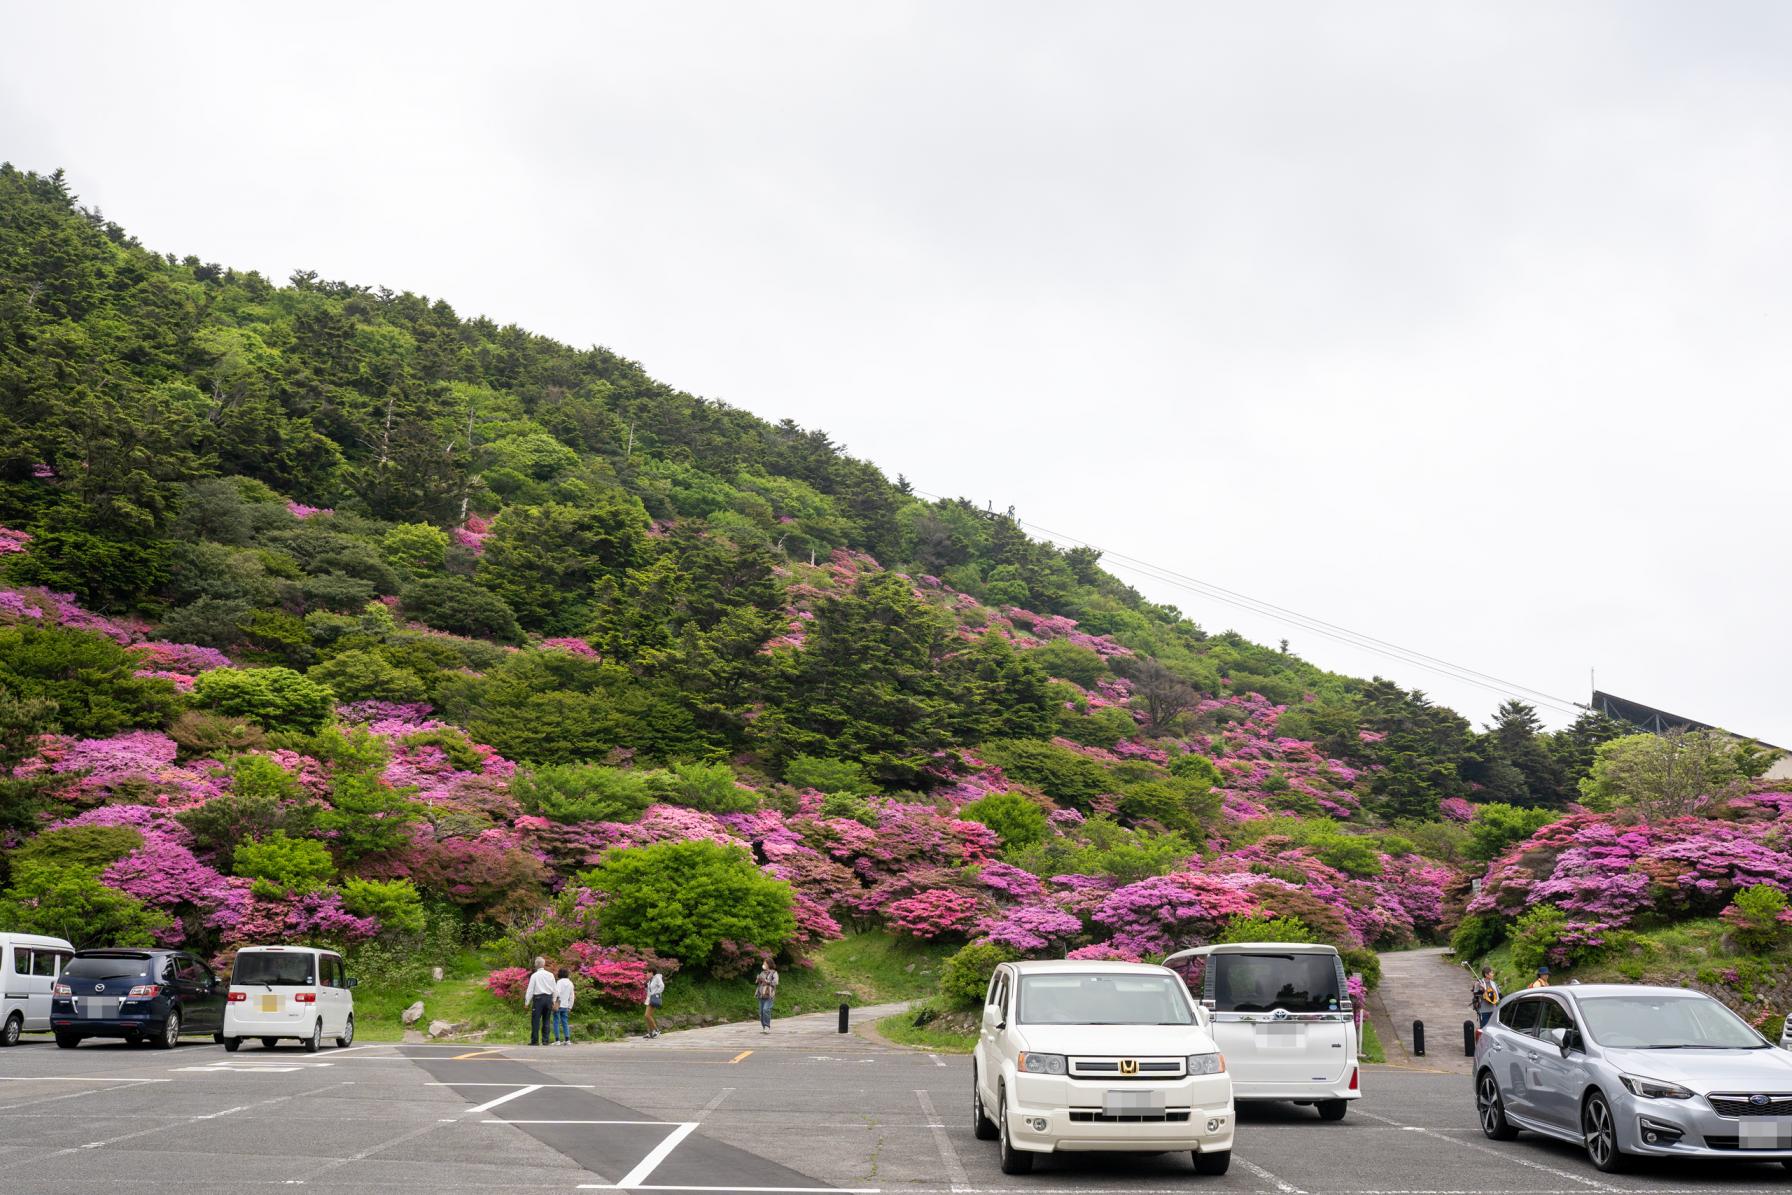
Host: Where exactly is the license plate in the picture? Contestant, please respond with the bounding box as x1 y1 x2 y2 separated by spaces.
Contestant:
260 994 280 1013
1740 1121 1792 1150
1103 1090 1166 1116
1258 1024 1303 1049
82 997 119 1019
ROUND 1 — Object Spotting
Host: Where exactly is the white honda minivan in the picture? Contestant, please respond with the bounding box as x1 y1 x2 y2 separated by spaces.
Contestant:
1165 942 1359 1119
221 945 357 1052
1 933 75 1046
973 959 1235 1175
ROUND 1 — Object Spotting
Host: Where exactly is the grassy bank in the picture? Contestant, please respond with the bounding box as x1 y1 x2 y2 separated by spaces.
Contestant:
350 930 951 1043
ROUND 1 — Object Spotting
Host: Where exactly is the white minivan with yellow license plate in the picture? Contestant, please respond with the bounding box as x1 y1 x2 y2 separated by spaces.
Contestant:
222 945 356 1052
1166 943 1359 1119
973 959 1235 1175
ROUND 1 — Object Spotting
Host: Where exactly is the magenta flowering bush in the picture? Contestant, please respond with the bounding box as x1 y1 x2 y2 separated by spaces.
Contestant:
0 526 30 554
884 888 984 939
1094 873 1261 957
485 966 529 1000
977 902 1084 952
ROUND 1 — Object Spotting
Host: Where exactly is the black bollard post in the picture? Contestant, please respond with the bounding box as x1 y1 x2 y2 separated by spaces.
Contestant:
838 1002 850 1033
1463 1020 1477 1057
836 990 852 1034
1413 1019 1426 1056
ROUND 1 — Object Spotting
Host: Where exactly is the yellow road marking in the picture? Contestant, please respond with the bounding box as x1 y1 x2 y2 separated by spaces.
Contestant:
727 1050 752 1064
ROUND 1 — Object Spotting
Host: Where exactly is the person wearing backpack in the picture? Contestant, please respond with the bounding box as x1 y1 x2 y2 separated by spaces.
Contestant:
1471 966 1500 1027
753 956 779 1034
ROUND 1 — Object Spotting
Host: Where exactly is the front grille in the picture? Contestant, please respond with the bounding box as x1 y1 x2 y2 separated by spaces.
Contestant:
1705 1135 1740 1150
1708 1094 1792 1118
1069 1057 1185 1080
1069 1110 1192 1123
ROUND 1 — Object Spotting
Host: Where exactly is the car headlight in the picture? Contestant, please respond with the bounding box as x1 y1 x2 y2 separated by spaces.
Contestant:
1618 1074 1694 1100
1018 1052 1067 1075
1187 1052 1226 1076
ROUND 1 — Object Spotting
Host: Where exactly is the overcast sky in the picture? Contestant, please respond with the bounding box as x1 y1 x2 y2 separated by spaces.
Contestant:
5 2 1790 737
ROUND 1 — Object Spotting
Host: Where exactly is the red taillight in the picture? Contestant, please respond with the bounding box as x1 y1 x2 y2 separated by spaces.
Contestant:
227 991 246 1002
126 985 161 999
53 982 71 996
295 992 316 1004
1349 1067 1359 1091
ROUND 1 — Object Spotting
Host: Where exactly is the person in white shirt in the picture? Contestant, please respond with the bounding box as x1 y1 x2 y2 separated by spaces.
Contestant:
524 957 556 1046
552 968 575 1045
644 967 665 1039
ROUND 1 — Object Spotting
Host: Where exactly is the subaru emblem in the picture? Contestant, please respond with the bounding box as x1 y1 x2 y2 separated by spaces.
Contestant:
1751 1094 1773 1108
94 983 104 992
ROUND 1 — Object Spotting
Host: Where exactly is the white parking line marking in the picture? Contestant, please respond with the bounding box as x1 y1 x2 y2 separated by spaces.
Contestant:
1234 1154 1306 1193
425 1081 597 1088
1355 1109 1623 1192
697 1086 734 1117
578 1187 880 1194
928 1054 947 1068
461 1084 542 1117
914 1089 970 1193
483 1119 682 1125
0 1076 174 1082
49 1081 353 1156
0 1077 170 1111
608 1120 698 1188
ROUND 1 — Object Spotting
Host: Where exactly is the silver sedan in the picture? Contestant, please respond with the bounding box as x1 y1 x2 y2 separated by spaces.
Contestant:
1473 983 1792 1174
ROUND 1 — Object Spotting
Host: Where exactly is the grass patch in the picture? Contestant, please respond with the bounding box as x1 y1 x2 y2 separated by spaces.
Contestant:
1358 1018 1384 1064
877 1001 978 1053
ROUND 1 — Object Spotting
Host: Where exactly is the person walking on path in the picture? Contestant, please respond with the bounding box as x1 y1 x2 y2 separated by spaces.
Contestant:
754 956 779 1034
644 967 664 1038
1471 966 1501 1028
1528 966 1551 989
525 956 556 1046
552 967 575 1045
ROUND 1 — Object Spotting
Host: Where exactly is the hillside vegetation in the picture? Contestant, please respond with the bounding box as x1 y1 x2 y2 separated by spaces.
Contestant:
2 164 1788 1040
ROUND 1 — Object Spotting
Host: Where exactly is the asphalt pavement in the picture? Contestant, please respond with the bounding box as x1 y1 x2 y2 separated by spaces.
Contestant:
1 1030 1789 1194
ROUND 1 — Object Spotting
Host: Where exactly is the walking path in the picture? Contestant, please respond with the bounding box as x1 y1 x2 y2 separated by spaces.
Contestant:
1370 946 1475 1075
587 1000 916 1052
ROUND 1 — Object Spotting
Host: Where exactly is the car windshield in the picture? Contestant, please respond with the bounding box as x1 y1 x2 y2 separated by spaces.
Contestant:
1211 952 1342 1013
1016 973 1193 1025
233 952 315 986
1577 994 1768 1050
65 955 151 980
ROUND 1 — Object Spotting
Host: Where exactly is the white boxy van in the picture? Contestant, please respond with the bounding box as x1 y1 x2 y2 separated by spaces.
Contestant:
221 945 357 1053
1 933 75 1046
1165 943 1359 1120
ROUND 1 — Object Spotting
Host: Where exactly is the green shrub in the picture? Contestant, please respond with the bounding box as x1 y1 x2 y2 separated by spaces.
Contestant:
652 762 757 813
400 577 522 643
1450 912 1506 961
308 649 428 704
1508 904 1568 975
980 738 1113 809
380 522 450 574
168 710 268 758
941 941 1018 1006
961 792 1049 851
783 755 867 794
818 791 878 825
194 666 335 734
0 623 181 737
312 771 418 862
341 877 426 936
1465 803 1559 863
0 861 170 949
232 831 336 896
1722 884 1791 953
1025 639 1107 688
1167 753 1222 787
10 825 143 871
581 840 795 969
512 763 656 824
1217 914 1318 944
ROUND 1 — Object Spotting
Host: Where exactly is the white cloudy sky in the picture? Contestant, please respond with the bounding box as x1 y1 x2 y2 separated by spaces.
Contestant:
5 2 1790 736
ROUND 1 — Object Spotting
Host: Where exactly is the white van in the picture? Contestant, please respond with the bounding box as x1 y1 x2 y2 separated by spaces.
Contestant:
221 945 357 1053
1165 942 1359 1120
1 933 75 1046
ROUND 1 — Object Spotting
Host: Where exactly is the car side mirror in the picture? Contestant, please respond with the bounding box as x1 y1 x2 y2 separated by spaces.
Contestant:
346 977 359 989
1545 1026 1573 1055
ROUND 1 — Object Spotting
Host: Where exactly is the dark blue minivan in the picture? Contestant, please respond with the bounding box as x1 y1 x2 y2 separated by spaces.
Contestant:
51 949 225 1048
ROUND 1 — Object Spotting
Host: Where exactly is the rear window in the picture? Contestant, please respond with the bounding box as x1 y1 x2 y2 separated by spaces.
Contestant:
1211 952 1342 1014
233 952 316 986
66 954 153 980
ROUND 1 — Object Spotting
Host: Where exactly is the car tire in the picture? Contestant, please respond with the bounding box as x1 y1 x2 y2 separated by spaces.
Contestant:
1 1013 21 1047
1476 1070 1519 1141
335 1015 354 1049
1316 1099 1348 1122
972 1064 998 1141
154 1011 181 1050
223 1037 242 1053
1582 1090 1629 1173
1193 1149 1231 1176
998 1089 1034 1175
262 1037 279 1049
55 1032 78 1049
303 1020 322 1054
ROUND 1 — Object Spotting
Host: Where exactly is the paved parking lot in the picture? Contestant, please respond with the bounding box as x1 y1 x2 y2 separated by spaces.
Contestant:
1 1035 1789 1194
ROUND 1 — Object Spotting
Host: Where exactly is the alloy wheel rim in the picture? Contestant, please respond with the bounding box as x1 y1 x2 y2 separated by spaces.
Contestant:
1585 1100 1612 1165
1478 1076 1499 1132
166 1015 178 1046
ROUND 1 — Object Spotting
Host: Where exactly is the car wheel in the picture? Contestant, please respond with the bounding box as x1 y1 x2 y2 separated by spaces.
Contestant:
54 1032 78 1049
972 1064 998 1140
1 1013 21 1047
998 1088 1034 1175
223 1037 242 1053
154 1011 181 1050
335 1015 354 1049
1193 1149 1231 1176
1316 1099 1348 1122
1582 1091 1628 1173
261 1037 279 1049
1476 1070 1519 1141
303 1020 322 1054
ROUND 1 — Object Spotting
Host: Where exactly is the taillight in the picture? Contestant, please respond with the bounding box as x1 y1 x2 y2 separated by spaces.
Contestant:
227 991 246 1002
53 983 71 996
1349 1067 1359 1091
126 985 161 999
295 992 316 1004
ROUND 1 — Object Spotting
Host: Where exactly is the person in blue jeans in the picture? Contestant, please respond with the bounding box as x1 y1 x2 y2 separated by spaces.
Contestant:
754 957 779 1033
552 967 575 1045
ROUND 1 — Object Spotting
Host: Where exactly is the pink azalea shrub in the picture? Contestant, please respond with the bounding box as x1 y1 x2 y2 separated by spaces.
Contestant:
885 889 984 939
485 966 530 1000
0 527 30 554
